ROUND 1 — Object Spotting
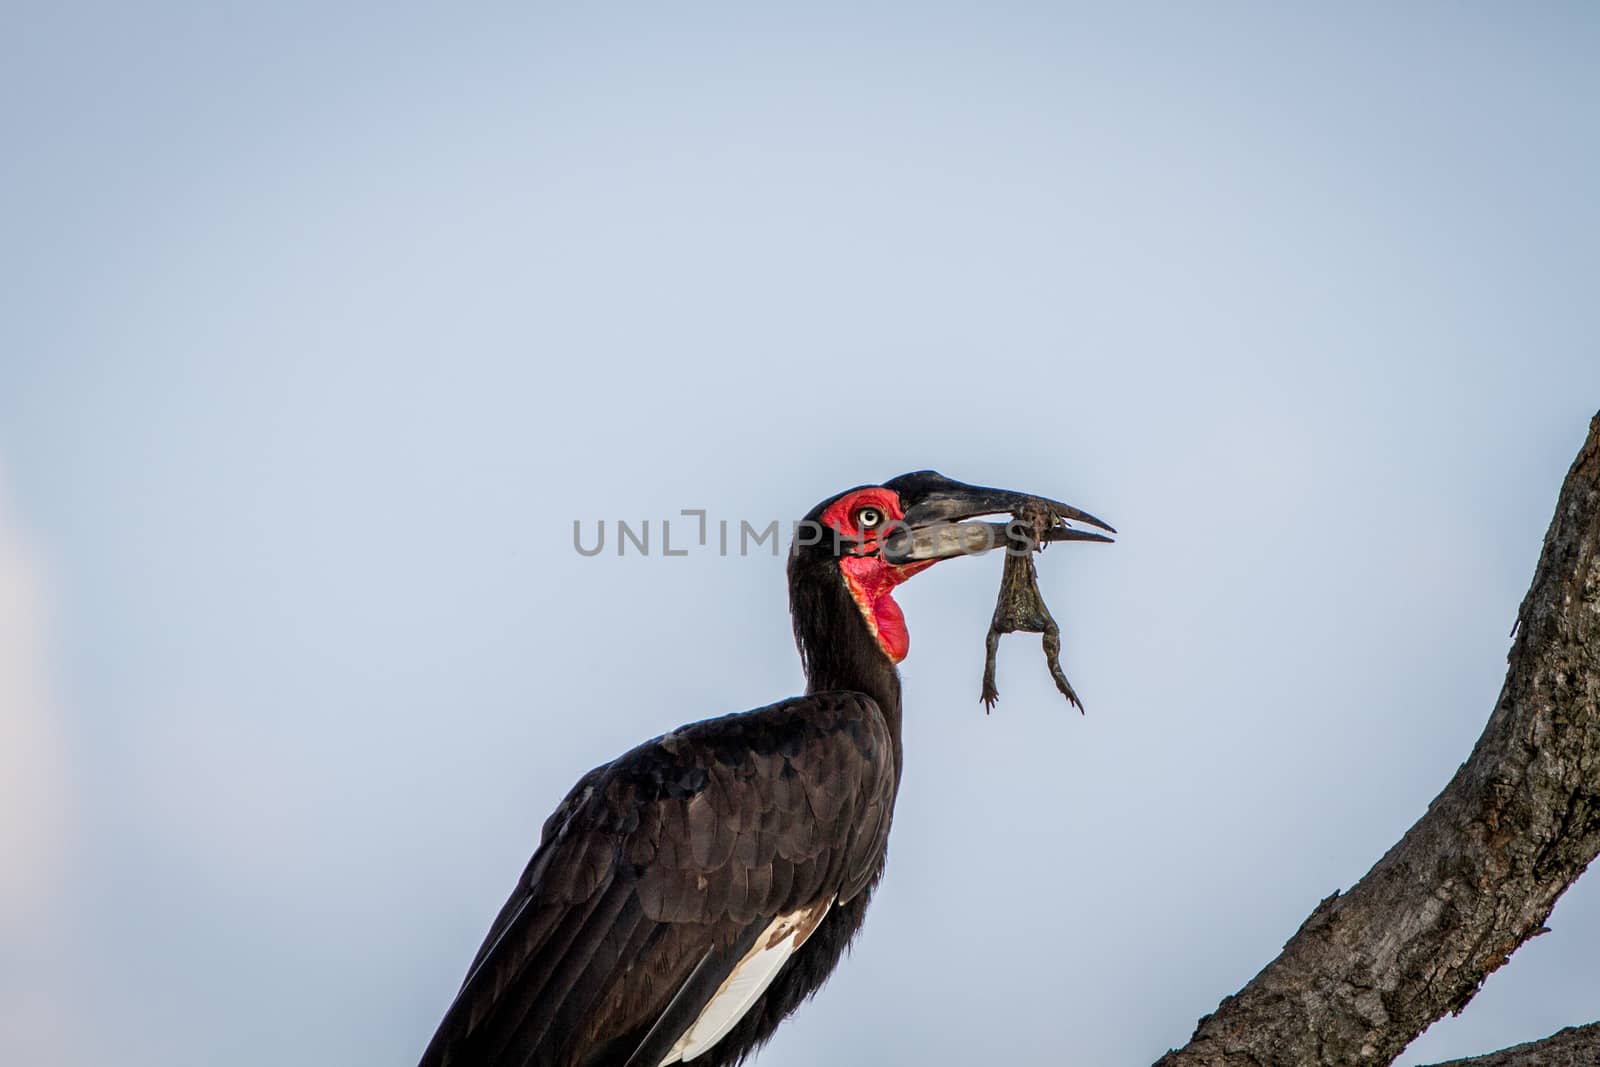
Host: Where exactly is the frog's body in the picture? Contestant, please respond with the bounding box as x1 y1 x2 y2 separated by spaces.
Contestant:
980 509 1084 712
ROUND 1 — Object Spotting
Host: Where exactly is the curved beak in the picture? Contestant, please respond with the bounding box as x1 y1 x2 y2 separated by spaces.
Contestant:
877 472 1116 565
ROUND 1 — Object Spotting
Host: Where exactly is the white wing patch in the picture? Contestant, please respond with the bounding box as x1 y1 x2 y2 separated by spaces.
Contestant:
659 898 834 1065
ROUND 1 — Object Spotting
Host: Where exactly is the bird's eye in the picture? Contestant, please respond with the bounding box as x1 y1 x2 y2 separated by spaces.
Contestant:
855 507 884 530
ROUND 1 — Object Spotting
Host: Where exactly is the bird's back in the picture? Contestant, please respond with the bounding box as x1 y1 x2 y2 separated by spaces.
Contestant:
418 690 899 1067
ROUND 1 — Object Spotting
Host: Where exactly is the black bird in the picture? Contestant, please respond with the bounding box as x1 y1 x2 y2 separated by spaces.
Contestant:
418 472 1113 1067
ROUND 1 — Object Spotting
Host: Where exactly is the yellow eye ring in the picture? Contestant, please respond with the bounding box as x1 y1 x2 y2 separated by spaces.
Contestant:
855 507 883 530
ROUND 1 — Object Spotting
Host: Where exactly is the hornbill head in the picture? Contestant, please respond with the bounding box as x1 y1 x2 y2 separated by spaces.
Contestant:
788 470 1114 664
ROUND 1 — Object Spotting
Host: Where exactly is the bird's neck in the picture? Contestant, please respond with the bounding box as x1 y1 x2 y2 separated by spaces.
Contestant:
788 565 905 751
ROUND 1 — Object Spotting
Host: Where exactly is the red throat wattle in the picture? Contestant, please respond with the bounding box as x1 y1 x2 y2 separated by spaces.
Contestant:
820 487 939 663
838 555 937 663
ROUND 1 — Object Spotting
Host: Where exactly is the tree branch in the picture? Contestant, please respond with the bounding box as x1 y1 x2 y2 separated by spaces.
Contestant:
1420 1021 1600 1066
1154 413 1600 1067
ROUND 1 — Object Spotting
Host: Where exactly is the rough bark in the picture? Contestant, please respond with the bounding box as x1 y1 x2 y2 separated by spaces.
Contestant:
1421 1021 1600 1066
1154 413 1600 1067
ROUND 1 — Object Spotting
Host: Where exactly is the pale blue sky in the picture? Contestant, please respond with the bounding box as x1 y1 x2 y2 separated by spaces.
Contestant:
3 4 1599 1065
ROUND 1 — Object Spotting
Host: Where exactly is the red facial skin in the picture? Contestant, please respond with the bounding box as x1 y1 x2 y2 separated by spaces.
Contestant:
821 488 939 663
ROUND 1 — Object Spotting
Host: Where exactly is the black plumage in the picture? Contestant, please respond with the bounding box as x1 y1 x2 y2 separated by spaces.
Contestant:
417 472 1113 1067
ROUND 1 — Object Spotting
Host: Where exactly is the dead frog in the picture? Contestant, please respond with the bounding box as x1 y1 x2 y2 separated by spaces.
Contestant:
980 504 1084 713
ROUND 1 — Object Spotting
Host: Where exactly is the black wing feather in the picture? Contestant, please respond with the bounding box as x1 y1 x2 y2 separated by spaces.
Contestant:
418 690 896 1067
617 920 766 1067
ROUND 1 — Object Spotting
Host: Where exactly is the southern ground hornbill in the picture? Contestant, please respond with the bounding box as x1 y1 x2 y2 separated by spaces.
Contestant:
417 471 1113 1067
